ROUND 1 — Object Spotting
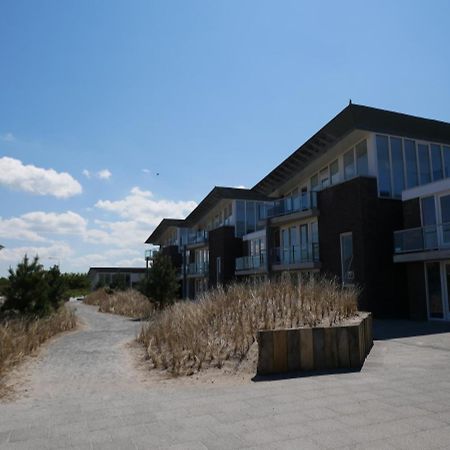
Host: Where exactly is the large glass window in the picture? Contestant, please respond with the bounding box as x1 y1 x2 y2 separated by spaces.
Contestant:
376 135 392 196
340 232 354 285
246 201 256 234
343 149 355 180
444 146 450 178
330 159 339 184
319 167 329 188
235 201 245 237
310 174 319 192
390 137 405 198
440 194 450 244
431 144 443 181
421 196 436 226
356 140 369 176
418 144 431 185
404 139 418 189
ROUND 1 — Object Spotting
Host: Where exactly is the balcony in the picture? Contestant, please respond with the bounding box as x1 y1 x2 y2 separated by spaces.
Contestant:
236 253 266 273
187 262 209 276
393 223 450 262
187 230 208 246
144 249 159 260
267 192 317 219
272 243 320 269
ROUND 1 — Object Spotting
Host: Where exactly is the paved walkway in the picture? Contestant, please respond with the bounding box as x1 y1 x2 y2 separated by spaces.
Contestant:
2 304 450 449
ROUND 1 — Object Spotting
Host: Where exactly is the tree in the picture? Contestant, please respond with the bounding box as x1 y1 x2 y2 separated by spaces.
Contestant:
2 255 68 316
2 255 50 315
139 253 179 309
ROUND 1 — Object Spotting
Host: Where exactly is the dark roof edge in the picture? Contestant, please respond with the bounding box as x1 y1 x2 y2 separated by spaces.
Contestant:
145 218 186 244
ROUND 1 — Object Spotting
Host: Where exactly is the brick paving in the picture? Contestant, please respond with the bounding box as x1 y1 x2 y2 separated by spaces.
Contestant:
2 303 450 449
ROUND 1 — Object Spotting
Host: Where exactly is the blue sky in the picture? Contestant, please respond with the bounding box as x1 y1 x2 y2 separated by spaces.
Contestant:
1 0 450 275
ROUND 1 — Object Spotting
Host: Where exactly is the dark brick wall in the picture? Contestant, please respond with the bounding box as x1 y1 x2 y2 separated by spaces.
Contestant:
406 262 428 320
208 226 243 287
318 177 408 318
403 198 421 228
161 245 182 269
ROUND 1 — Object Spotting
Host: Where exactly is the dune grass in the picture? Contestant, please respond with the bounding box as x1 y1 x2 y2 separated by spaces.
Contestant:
138 277 359 376
0 306 77 381
84 288 153 319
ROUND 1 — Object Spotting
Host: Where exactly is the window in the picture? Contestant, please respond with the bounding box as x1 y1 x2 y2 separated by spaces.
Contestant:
246 201 256 234
426 262 444 319
310 174 319 191
376 135 392 196
444 146 450 178
431 144 443 181
355 140 369 176
404 139 418 188
340 233 354 285
418 144 431 185
390 137 405 198
235 201 245 237
343 149 355 180
421 196 436 226
319 167 329 188
330 159 339 184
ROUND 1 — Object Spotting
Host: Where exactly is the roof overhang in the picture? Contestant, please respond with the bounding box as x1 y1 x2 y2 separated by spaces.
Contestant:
145 218 186 244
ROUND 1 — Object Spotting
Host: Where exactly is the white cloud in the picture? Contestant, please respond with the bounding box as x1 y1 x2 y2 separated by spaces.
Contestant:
142 168 150 174
95 186 196 224
0 242 72 265
97 169 111 180
0 157 82 198
0 211 87 242
82 169 91 178
0 132 15 142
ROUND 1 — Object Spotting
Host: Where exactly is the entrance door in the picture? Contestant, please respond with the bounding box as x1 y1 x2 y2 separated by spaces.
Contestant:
426 262 444 319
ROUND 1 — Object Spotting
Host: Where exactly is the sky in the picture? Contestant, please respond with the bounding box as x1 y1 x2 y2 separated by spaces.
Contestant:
1 0 450 276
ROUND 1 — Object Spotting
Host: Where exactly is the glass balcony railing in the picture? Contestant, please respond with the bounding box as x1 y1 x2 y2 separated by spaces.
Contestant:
267 192 317 218
187 230 208 245
144 249 159 260
272 243 320 265
394 223 450 253
187 262 209 275
235 253 266 272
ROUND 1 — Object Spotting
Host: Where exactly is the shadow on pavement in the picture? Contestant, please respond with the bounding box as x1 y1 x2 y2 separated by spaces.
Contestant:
374 319 450 340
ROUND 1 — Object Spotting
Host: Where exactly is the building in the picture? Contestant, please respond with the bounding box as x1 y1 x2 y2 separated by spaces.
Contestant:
88 267 147 290
146 103 450 320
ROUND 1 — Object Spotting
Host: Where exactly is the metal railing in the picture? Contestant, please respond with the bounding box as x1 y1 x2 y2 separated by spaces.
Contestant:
187 262 209 275
267 192 317 218
394 223 450 253
235 252 266 271
272 243 320 265
187 230 208 245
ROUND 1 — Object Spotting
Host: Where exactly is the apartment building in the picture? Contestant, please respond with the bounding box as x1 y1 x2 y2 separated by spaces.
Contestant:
146 103 450 319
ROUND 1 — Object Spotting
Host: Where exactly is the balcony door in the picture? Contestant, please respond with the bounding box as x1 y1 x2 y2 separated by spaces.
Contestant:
439 194 450 246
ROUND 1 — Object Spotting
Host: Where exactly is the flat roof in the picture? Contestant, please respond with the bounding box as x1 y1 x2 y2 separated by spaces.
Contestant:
252 103 450 196
88 267 146 275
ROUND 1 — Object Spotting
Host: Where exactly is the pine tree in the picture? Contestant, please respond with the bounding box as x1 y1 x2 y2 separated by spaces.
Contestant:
139 253 179 309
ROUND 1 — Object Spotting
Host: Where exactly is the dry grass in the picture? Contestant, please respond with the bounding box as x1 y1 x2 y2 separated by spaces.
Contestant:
0 306 77 379
138 277 359 376
84 288 153 319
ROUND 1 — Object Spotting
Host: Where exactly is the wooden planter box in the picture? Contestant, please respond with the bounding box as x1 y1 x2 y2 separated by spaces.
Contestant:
257 313 373 375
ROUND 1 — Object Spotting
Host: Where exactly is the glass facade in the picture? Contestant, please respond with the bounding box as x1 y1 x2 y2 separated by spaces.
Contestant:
418 144 431 185
343 149 355 180
330 159 339 184
376 135 450 198
376 135 392 197
426 262 444 319
390 137 405 197
356 140 369 176
404 139 418 189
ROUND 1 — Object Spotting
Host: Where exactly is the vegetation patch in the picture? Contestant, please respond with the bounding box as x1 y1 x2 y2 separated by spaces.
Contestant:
84 288 153 319
137 277 358 376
